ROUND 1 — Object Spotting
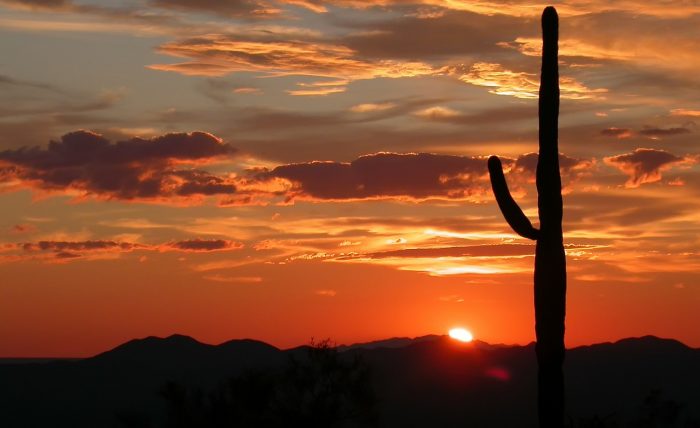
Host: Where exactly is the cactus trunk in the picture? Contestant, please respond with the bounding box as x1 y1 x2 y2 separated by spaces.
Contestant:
488 6 566 428
536 7 566 428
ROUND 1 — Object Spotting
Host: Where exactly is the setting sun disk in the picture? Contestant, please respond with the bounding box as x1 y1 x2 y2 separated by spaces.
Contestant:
449 328 474 343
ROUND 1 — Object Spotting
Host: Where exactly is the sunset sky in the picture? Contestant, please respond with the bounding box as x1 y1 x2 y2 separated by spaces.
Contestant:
1 0 699 357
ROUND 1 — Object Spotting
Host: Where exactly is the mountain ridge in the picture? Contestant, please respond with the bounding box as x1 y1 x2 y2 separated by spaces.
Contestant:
1 334 699 427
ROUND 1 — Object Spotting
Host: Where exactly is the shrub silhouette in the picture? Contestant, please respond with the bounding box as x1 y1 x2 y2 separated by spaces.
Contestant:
487 6 566 428
155 339 377 428
565 389 700 428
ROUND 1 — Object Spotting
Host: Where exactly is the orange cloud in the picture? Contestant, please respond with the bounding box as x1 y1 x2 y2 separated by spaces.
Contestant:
414 106 460 119
450 62 607 100
233 87 262 94
502 37 634 61
286 79 349 96
350 102 397 113
277 0 700 18
149 36 435 85
670 109 700 117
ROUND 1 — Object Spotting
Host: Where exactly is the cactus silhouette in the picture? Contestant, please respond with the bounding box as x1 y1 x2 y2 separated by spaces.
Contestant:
488 6 566 428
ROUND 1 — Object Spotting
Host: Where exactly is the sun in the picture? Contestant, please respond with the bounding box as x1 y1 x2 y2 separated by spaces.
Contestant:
449 328 474 343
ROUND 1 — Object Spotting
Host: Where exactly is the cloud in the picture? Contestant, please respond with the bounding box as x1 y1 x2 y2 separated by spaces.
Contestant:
0 130 238 202
670 109 700 117
22 240 143 253
350 102 397 113
600 127 633 139
600 126 692 140
251 152 492 202
233 87 262 94
168 239 244 252
14 238 244 261
346 243 537 260
451 62 607 100
639 126 691 137
0 130 601 206
414 106 460 119
286 79 349 96
604 148 695 188
19 240 144 260
148 36 435 92
278 0 700 18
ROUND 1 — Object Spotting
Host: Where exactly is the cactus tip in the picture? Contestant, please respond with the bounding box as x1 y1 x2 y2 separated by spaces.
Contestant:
543 6 558 19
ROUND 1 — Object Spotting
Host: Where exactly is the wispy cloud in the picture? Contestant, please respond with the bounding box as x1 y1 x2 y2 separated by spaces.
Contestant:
452 62 607 100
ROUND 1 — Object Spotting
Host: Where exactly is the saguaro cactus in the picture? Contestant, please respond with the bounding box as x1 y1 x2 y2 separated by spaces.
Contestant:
487 6 566 428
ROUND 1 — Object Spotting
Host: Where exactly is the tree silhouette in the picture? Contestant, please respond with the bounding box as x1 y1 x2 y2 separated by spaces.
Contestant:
155 339 377 428
488 6 566 428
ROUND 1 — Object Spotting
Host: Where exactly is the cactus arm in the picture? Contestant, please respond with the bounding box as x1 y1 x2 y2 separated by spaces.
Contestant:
488 155 540 241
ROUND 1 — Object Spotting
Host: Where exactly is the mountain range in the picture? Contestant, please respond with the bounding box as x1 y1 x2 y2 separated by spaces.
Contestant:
1 335 699 427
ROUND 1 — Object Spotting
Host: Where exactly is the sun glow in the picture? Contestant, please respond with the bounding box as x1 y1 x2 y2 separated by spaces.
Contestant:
449 328 474 343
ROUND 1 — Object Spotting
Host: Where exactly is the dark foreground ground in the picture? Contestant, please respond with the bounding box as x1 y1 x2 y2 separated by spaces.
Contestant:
1 335 699 427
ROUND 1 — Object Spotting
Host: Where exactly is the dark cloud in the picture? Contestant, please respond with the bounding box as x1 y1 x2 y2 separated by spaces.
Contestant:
639 126 691 137
16 238 243 261
236 150 596 203
253 152 491 202
55 251 82 259
22 240 142 253
0 131 238 201
169 239 244 252
604 148 693 187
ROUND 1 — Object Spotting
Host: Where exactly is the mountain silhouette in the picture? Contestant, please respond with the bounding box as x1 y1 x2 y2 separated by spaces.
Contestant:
1 335 699 427
89 334 283 368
